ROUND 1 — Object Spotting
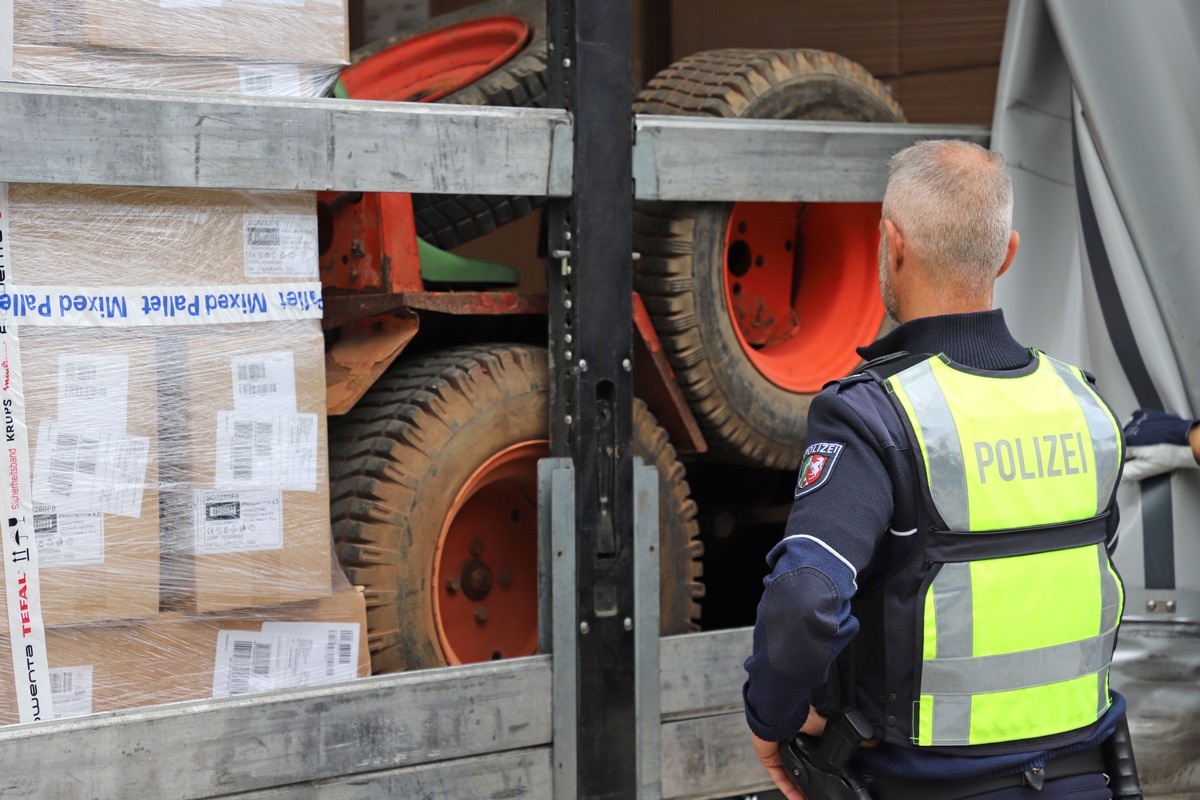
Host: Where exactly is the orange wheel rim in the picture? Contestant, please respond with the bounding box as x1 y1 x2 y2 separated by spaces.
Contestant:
340 16 530 103
432 440 548 665
722 201 886 393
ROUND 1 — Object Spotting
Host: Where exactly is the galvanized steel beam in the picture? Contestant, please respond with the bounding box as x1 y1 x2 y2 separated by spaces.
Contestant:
0 658 551 799
633 117 991 202
0 83 986 201
0 83 572 195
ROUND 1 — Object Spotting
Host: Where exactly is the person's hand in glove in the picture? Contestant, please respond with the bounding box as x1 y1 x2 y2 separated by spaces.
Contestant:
1122 409 1200 482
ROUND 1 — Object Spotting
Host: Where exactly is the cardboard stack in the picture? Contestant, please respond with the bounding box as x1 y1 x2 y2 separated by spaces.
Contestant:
12 0 348 97
0 1 355 725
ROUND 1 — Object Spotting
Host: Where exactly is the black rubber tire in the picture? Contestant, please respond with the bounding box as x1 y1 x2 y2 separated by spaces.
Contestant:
633 49 904 470
350 0 548 250
330 344 703 674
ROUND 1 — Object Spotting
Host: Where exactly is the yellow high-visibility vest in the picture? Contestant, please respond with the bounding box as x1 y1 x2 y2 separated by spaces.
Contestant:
878 351 1123 749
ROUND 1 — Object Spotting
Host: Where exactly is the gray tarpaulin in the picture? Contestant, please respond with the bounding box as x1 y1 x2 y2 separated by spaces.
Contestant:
991 1 1200 794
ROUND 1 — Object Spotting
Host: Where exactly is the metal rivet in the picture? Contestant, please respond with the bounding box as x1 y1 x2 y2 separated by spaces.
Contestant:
564 299 572 309
564 350 573 361
622 358 632 372
565 231 572 241
579 360 588 372
1166 600 1178 613
564 334 573 344
623 617 633 631
563 57 572 68
631 252 642 261
474 606 489 623
1147 600 1159 612
579 621 589 634
886 715 897 727
564 415 573 426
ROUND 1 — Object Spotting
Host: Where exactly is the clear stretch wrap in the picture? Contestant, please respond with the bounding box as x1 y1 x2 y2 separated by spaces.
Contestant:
0 0 362 726
0 179 367 724
12 0 348 97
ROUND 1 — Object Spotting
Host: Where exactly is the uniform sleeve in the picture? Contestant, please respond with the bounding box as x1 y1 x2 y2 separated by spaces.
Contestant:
743 383 896 742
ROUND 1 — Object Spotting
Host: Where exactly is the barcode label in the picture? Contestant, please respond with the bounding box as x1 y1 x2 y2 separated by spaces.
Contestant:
215 413 318 491
33 422 150 518
263 622 362 685
49 666 93 720
231 353 297 414
58 354 130 435
223 638 273 696
238 65 305 98
214 626 360 697
194 489 282 554
32 503 104 566
243 214 318 277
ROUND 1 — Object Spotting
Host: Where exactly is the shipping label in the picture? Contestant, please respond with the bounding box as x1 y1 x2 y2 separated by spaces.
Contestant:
49 665 93 720
58 353 129 435
32 422 150 518
238 65 305 98
212 623 360 697
215 412 318 491
193 489 283 554
243 215 319 278
32 503 104 566
231 352 297 415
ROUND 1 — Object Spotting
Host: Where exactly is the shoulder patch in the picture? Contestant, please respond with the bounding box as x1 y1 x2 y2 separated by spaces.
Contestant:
795 442 846 498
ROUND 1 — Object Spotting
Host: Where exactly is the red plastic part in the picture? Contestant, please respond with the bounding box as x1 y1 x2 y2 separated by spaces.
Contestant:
339 16 530 103
722 201 886 393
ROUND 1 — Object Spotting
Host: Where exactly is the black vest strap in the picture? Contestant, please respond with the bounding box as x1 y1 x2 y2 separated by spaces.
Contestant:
924 514 1111 562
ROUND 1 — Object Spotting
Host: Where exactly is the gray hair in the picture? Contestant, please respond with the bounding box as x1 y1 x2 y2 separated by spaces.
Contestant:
881 140 1013 297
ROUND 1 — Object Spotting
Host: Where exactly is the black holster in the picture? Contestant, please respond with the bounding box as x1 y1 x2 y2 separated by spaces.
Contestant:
778 709 874 800
1102 715 1143 800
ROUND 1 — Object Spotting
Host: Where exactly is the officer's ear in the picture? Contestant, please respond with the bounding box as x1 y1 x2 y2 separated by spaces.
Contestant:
883 218 904 269
997 230 1019 278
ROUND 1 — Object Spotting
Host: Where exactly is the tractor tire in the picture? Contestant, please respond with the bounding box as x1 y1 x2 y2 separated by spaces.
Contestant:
330 344 702 674
634 49 904 470
349 0 549 250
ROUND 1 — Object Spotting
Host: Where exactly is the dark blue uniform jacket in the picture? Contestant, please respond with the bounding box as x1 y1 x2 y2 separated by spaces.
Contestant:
742 309 1124 781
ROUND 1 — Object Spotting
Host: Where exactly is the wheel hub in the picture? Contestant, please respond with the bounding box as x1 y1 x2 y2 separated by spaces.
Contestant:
461 559 493 601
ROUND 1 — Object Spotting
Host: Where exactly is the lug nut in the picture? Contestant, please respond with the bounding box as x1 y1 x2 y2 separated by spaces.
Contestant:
497 569 512 587
474 606 489 623
468 538 485 557
445 577 460 594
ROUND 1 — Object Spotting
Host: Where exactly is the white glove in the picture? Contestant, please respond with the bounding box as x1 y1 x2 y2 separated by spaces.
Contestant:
1122 409 1200 483
1123 443 1200 482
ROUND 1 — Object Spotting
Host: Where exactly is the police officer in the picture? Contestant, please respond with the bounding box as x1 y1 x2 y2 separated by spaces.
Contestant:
745 140 1126 800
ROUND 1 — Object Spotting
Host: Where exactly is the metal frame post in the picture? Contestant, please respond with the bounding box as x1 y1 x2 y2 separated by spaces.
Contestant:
546 0 638 797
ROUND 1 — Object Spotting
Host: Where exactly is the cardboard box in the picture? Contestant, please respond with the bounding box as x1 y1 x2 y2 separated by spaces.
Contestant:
15 0 348 66
159 321 332 613
889 65 999 125
12 44 340 97
0 582 368 724
669 0 901 81
8 329 161 625
898 0 1007 74
8 184 320 287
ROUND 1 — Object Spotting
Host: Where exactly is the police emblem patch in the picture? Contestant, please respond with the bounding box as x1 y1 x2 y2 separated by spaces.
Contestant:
795 442 845 498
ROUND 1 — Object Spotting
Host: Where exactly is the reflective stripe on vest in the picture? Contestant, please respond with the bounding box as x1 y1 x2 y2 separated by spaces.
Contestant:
885 353 1124 747
887 354 1122 531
